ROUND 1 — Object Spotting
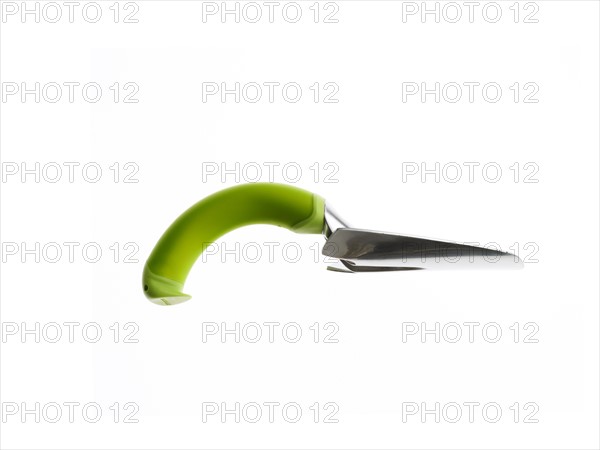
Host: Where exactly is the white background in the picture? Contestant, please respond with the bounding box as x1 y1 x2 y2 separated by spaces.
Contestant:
1 1 599 449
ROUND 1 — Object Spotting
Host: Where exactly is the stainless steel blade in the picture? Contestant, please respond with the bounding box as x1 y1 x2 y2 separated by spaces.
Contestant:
322 228 523 271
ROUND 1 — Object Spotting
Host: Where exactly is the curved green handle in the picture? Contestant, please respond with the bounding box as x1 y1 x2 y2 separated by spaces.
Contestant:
143 183 325 305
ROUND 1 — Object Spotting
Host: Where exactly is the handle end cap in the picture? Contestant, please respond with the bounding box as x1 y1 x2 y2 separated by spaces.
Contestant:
143 264 192 306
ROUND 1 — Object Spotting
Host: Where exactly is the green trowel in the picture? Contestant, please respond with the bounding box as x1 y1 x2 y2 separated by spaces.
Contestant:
143 183 522 305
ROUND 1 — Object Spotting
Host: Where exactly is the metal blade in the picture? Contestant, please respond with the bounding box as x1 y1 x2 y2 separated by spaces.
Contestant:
322 228 523 272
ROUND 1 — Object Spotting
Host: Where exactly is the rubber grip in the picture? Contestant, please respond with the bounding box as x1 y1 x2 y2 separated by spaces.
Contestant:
142 183 325 305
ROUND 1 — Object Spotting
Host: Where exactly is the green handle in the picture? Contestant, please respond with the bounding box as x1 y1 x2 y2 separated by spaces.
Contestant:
143 183 325 305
